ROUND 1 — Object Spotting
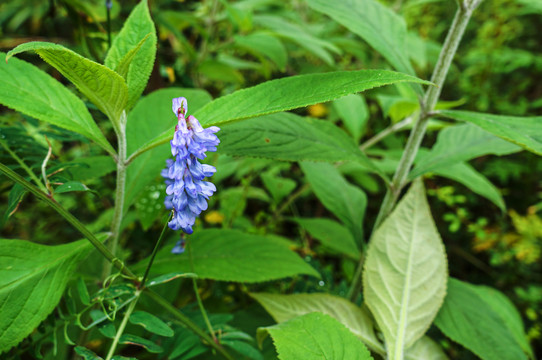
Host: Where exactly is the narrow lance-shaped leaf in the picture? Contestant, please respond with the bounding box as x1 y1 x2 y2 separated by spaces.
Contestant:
105 0 157 109
0 239 94 354
0 52 115 155
363 180 448 358
219 113 383 176
308 0 416 77
257 313 374 360
438 110 542 156
7 42 128 130
134 70 432 157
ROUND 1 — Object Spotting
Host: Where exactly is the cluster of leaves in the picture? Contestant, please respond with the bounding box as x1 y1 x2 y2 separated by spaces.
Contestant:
0 0 541 359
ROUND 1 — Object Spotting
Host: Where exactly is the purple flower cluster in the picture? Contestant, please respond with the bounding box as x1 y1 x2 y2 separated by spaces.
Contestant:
162 97 220 238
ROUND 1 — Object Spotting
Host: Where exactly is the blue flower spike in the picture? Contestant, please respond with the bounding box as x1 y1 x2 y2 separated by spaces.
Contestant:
162 97 220 250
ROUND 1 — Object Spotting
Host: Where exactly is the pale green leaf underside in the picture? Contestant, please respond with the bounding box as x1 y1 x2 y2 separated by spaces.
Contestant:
0 239 92 354
301 162 367 242
363 180 448 357
132 229 320 282
308 0 415 77
105 0 157 109
438 110 542 156
333 94 369 141
435 278 528 360
132 70 431 158
7 42 128 128
257 313 374 360
405 336 449 360
0 52 114 155
251 292 383 354
219 112 381 175
410 123 521 178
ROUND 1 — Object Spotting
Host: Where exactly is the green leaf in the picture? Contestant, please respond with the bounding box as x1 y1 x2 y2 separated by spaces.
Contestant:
119 334 163 353
434 278 528 360
363 180 448 357
136 70 430 156
196 70 429 127
234 32 287 70
0 239 93 354
0 52 114 155
2 183 26 227
251 292 383 354
74 346 103 360
222 340 263 360
219 113 381 174
333 94 369 141
292 218 360 259
114 33 152 81
410 123 522 178
307 0 415 76
55 181 91 194
431 162 505 211
133 229 319 282
438 110 542 156
261 172 296 203
301 162 367 242
129 311 174 337
65 156 116 182
257 313 374 360
405 336 449 360
7 42 128 129
124 88 212 210
105 0 157 109
146 272 197 287
76 278 90 306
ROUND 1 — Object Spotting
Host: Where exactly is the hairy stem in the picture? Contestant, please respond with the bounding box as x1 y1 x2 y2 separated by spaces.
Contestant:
103 111 128 279
348 1 481 304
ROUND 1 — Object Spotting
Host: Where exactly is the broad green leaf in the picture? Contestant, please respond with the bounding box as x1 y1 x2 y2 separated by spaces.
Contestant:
105 0 157 109
7 42 128 129
133 229 319 282
435 278 528 360
136 70 430 155
129 311 174 337
234 32 287 70
301 162 367 242
257 312 374 360
473 286 534 359
196 70 429 127
261 172 296 203
119 334 163 353
124 88 212 210
405 336 449 360
308 0 415 76
410 123 522 178
114 33 152 81
65 156 116 181
219 113 380 174
251 292 383 354
438 110 542 156
292 217 360 259
363 180 447 357
0 52 114 154
0 239 93 354
333 94 369 141
431 162 505 211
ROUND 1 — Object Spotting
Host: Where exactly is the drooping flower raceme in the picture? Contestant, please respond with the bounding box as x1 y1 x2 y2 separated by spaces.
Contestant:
161 97 220 245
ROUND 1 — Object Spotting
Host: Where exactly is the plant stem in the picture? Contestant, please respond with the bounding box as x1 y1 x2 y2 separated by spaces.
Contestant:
188 240 217 343
144 289 235 360
103 111 128 279
0 139 47 192
0 162 136 279
347 0 480 304
139 214 171 289
360 116 413 151
105 292 139 360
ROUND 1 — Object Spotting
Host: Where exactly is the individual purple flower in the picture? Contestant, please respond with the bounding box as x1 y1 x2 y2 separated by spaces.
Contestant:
162 97 220 244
